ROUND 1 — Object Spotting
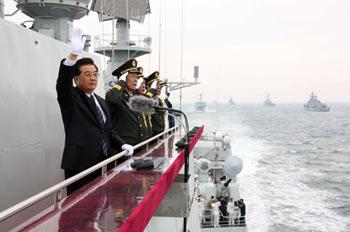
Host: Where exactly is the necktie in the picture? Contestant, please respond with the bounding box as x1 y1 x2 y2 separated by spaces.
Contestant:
88 95 108 157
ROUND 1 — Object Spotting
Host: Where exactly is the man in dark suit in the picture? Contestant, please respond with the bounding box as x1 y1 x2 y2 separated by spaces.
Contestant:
161 82 175 129
56 28 134 195
105 60 147 146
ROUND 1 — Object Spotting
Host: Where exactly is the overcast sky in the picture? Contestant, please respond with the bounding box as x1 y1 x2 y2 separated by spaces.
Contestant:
4 0 350 103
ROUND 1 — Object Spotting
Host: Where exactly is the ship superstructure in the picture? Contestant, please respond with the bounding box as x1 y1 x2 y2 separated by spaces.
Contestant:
229 97 235 106
304 92 330 112
195 94 206 112
193 132 247 231
263 93 276 107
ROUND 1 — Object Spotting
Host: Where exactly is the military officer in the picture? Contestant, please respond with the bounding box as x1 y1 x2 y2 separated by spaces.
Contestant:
105 59 147 146
144 71 166 136
135 67 152 141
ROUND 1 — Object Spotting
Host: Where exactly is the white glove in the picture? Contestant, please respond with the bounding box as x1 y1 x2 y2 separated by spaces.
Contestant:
70 28 86 55
136 78 144 89
150 80 158 89
121 144 134 156
119 73 127 82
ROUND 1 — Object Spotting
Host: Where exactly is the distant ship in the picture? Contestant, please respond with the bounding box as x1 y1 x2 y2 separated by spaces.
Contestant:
195 94 206 112
263 94 276 107
304 92 330 112
229 97 235 106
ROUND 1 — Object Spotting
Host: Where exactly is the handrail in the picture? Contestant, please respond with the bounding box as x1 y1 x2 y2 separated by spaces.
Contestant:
0 126 178 223
201 211 246 228
94 34 152 49
201 208 246 225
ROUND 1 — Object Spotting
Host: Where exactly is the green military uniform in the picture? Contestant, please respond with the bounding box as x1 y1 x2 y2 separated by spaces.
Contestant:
152 95 165 136
141 112 152 139
144 71 166 137
105 59 147 146
135 67 151 141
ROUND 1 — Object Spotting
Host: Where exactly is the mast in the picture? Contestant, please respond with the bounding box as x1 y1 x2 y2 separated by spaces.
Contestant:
92 0 151 90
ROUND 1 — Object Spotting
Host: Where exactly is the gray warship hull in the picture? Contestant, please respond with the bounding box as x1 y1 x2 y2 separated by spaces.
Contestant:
304 106 330 112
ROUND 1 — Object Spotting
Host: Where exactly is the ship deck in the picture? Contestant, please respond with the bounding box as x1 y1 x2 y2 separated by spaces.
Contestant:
4 127 204 232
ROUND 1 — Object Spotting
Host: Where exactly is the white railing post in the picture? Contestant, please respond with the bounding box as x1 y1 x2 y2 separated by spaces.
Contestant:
102 165 107 179
54 188 63 208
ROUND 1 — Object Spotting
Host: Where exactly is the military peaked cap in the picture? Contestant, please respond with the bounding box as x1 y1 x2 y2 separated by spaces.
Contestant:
145 71 160 85
112 59 139 77
137 67 144 78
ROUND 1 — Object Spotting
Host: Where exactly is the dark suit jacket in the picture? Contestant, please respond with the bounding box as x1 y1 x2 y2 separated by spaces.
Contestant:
164 98 175 128
105 80 144 146
56 59 125 172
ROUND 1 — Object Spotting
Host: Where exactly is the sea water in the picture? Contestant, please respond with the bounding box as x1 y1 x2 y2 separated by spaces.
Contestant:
184 103 350 232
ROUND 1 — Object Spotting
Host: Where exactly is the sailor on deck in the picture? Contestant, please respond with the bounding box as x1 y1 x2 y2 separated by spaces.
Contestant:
56 28 133 195
211 199 221 228
198 196 205 223
227 198 235 225
105 60 148 146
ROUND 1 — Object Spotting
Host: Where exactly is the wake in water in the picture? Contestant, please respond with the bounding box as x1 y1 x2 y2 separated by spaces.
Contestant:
186 103 350 232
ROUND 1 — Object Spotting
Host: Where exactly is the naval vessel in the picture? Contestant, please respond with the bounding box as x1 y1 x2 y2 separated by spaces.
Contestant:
304 92 330 112
195 94 206 112
0 1 247 231
263 93 276 107
229 97 235 106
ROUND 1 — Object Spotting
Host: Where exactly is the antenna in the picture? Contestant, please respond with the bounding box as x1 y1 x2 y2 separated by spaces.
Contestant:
93 0 151 90
168 65 200 91
194 66 199 83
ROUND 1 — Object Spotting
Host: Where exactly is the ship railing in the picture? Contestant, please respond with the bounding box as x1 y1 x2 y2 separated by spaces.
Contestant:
195 146 219 159
0 126 178 223
199 130 231 141
94 34 152 50
200 208 246 228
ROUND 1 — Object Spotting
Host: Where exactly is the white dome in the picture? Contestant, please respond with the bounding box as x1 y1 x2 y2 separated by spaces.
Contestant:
224 156 243 178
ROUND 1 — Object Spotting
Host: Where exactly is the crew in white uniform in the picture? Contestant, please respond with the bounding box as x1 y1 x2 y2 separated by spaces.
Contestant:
211 199 221 228
233 201 241 224
227 198 235 225
198 196 205 223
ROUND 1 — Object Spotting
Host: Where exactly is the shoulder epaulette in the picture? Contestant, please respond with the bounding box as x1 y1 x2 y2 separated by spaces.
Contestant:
113 84 122 91
146 92 153 97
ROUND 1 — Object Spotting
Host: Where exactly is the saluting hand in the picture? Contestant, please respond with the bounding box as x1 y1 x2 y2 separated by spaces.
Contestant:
136 78 143 89
119 73 127 83
150 80 158 89
70 28 86 56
